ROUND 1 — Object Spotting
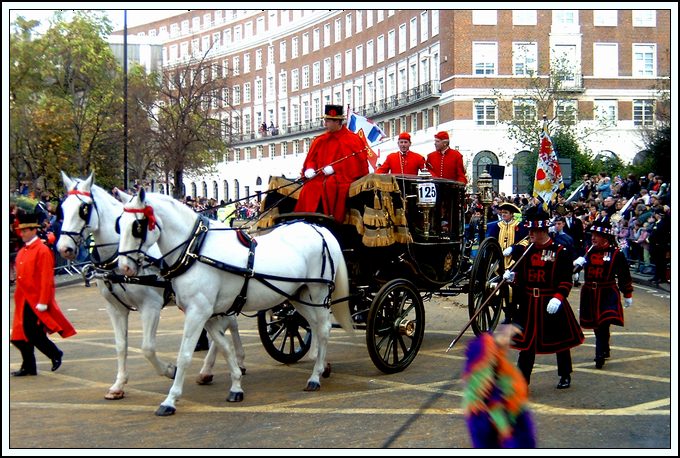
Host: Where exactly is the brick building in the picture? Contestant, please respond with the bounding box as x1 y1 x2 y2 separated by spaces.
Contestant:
118 9 670 200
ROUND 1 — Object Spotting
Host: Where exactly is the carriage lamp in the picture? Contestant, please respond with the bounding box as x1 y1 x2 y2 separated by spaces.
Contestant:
477 170 493 230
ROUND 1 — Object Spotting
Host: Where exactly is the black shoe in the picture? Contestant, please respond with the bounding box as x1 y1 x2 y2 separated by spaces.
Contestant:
51 356 62 372
595 356 605 369
603 350 610 359
573 281 581 287
556 376 571 389
12 368 37 377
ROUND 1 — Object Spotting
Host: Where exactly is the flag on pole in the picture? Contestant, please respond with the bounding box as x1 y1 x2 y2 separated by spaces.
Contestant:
533 118 564 210
347 110 386 171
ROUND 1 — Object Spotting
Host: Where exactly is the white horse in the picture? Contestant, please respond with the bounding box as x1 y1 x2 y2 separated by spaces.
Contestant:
116 188 354 416
56 172 244 399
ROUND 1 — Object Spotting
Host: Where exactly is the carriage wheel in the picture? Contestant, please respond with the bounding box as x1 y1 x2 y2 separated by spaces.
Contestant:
468 238 505 336
366 279 425 374
257 303 311 364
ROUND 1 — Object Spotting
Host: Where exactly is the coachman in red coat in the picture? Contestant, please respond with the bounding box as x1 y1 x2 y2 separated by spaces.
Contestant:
294 105 368 222
11 213 76 376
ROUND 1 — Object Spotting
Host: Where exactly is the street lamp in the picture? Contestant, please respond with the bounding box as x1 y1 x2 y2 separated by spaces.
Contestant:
477 169 493 231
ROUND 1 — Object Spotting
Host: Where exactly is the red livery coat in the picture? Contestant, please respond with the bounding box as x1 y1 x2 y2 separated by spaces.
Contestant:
376 151 426 175
579 246 633 329
426 148 468 184
294 125 368 222
11 239 77 342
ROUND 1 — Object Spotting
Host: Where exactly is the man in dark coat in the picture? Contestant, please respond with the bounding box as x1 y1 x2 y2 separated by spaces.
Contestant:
503 206 584 389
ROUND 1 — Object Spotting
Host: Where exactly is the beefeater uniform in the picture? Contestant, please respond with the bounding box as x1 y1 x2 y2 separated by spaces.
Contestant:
511 239 584 384
294 124 368 222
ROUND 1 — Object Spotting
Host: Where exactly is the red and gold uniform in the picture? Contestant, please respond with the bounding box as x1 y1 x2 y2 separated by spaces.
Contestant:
294 125 368 222
376 151 426 175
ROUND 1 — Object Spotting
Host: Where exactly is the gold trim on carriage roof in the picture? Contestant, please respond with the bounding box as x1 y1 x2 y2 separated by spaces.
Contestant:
348 173 400 197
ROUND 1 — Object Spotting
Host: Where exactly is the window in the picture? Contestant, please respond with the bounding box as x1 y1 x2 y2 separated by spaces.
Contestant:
420 11 428 42
313 28 320 51
366 10 373 28
232 56 240 75
302 32 309 55
279 71 287 94
302 65 310 88
291 68 299 91
632 10 656 27
513 98 536 123
633 99 654 126
292 37 299 58
222 87 230 107
345 13 352 39
431 10 439 36
243 53 250 73
244 21 253 38
334 53 342 79
594 99 617 125
345 50 352 76
255 49 263 70
399 24 406 54
377 35 385 63
269 144 275 159
255 79 263 101
223 28 231 46
313 62 320 85
410 17 417 48
512 10 536 25
324 58 331 82
474 99 496 125
232 86 241 105
552 10 578 26
243 83 251 103
356 11 363 33
555 100 577 124
633 44 656 77
267 45 274 65
257 17 265 34
292 104 299 126
472 10 497 25
324 23 331 47
203 13 211 28
355 45 363 72
593 10 617 26
593 43 618 77
377 10 384 23
473 42 498 75
282 142 288 157
335 19 342 43
280 41 287 62
388 29 396 58
513 42 537 76
366 40 374 67
234 25 242 42
191 38 199 56
212 32 221 48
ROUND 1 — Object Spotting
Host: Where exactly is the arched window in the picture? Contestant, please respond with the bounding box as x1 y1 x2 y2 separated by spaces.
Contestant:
190 183 197 198
256 177 262 186
202 181 208 198
472 150 499 193
512 150 533 195
223 180 229 201
234 179 240 200
213 181 218 199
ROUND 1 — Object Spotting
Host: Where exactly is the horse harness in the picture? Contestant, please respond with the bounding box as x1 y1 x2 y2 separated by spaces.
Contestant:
131 214 338 317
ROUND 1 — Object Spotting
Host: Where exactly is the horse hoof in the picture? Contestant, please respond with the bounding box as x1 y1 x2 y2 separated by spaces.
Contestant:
227 391 244 402
322 363 331 378
304 381 321 391
196 374 214 385
155 405 176 416
240 366 246 375
104 390 125 400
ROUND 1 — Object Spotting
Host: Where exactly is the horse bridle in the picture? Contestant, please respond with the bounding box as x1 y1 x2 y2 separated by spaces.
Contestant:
116 205 161 270
59 186 97 244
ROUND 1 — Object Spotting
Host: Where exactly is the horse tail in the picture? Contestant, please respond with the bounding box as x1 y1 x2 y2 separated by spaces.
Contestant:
330 257 354 336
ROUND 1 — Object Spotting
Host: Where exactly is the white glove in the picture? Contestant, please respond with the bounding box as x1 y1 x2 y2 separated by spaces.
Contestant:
573 256 586 268
546 298 561 314
573 272 580 283
36 303 48 312
502 246 513 257
322 165 335 176
502 270 515 282
624 297 633 308
304 168 316 179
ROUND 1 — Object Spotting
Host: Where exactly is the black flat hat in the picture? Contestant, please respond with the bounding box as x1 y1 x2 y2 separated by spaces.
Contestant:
17 212 41 229
523 205 551 229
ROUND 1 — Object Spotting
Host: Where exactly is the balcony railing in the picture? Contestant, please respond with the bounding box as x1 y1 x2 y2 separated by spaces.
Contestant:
229 80 441 145
550 73 585 93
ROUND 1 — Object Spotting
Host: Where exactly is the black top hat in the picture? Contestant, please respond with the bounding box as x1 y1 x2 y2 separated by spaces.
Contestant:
323 104 345 120
498 202 521 214
523 205 551 229
17 212 41 230
590 216 614 236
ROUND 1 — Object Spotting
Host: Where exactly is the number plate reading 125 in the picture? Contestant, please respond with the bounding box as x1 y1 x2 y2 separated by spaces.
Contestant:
417 182 437 204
